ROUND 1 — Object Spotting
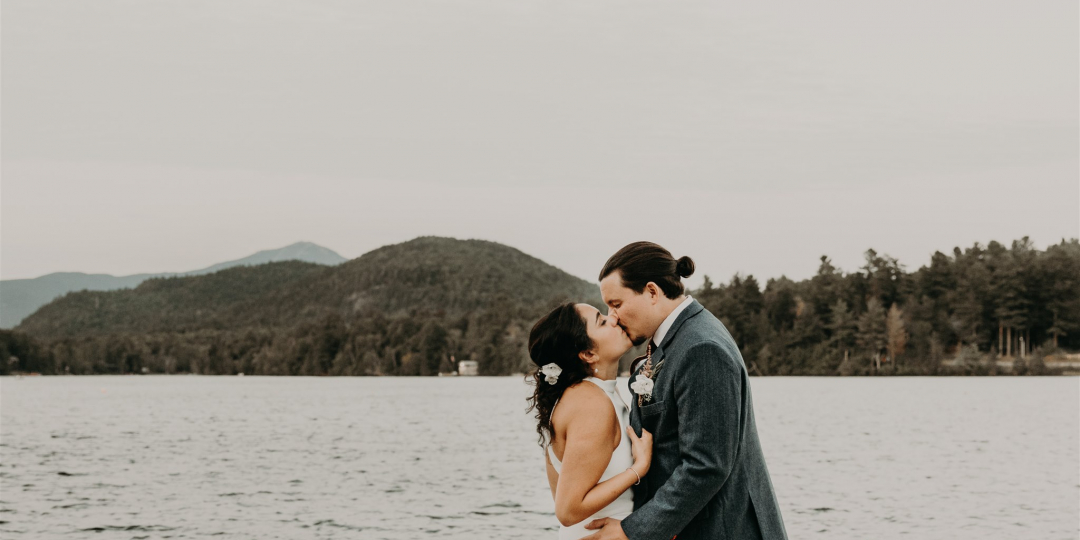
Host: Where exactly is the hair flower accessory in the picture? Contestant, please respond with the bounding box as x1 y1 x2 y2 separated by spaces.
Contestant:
540 363 562 384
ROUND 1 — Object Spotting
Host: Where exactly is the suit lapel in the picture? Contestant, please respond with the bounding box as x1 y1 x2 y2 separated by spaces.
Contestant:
648 301 703 402
629 383 642 429
628 355 646 429
628 302 703 431
657 300 704 351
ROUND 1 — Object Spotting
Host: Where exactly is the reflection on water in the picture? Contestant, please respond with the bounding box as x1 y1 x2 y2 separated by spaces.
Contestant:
1 376 1076 539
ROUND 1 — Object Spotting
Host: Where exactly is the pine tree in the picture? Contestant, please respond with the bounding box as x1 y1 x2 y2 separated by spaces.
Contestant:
827 299 856 353
886 303 908 367
857 298 888 371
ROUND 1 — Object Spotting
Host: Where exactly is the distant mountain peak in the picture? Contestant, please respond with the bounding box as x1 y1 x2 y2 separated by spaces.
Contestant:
0 241 348 328
189 242 347 276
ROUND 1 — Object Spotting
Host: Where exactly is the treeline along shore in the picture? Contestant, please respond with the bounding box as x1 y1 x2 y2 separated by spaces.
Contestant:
2 237 1078 377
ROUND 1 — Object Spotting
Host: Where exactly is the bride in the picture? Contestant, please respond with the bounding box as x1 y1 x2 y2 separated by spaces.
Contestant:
527 302 653 539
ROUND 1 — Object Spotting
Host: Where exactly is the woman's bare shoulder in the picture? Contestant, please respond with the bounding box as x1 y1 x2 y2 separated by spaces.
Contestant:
554 380 615 423
549 380 618 457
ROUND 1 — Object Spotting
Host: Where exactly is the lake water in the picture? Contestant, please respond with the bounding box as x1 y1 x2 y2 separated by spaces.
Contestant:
1 376 1077 539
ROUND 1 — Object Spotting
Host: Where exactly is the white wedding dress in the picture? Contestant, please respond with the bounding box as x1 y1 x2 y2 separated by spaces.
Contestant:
546 377 635 539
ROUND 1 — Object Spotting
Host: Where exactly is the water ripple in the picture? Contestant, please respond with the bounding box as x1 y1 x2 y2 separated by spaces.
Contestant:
1 375 1077 539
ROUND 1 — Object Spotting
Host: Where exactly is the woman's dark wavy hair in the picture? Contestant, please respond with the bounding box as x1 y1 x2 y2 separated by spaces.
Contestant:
525 302 594 448
598 241 695 299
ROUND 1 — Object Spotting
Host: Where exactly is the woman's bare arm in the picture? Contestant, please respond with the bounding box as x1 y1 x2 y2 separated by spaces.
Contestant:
545 451 559 500
550 385 650 527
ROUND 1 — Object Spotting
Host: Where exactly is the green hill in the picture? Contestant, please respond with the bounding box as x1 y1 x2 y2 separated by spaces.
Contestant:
16 261 331 339
18 237 598 339
11 237 600 376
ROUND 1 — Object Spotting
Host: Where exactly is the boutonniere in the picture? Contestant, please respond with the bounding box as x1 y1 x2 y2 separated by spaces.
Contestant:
632 342 663 406
630 372 654 405
651 357 666 379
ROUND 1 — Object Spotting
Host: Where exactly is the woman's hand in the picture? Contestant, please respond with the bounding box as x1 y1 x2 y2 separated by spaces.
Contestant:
627 426 652 476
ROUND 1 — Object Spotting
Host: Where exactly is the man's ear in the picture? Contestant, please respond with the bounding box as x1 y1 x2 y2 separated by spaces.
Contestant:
646 282 661 303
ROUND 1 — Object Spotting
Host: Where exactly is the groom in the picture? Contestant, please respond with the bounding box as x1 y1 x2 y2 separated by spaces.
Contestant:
583 242 787 540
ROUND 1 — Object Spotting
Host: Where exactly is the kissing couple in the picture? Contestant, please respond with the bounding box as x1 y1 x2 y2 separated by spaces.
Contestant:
527 242 788 540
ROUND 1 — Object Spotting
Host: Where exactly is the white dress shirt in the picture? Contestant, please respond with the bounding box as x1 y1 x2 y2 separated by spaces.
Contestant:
651 295 694 347
630 295 695 375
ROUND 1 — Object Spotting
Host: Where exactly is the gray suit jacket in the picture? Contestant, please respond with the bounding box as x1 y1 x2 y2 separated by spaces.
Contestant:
621 300 788 540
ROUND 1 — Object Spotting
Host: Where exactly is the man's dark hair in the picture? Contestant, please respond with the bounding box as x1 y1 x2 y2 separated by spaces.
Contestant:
599 241 695 299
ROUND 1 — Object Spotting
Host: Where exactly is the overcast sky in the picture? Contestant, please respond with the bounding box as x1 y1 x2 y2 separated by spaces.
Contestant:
2 1 1077 286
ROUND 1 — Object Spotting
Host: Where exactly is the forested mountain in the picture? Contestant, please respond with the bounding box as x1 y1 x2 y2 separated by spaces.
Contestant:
17 261 331 339
2 236 1076 377
7 237 600 376
696 237 1080 375
0 241 346 328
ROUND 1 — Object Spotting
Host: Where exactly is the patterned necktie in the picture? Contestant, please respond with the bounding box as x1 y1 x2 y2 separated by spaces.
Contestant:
643 340 656 375
630 340 656 375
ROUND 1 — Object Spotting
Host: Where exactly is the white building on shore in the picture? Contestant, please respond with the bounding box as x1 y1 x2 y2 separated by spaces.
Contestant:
457 360 479 376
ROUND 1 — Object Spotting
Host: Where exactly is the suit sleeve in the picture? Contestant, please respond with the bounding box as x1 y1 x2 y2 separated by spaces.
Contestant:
620 341 743 540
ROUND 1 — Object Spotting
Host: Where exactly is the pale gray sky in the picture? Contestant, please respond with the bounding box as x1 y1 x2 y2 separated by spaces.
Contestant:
2 1 1077 286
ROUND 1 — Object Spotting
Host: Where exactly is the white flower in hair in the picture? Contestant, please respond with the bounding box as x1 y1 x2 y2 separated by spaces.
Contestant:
540 363 562 384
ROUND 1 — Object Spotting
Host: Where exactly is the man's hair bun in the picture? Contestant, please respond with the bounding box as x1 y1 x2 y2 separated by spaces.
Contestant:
675 256 695 278
599 242 694 300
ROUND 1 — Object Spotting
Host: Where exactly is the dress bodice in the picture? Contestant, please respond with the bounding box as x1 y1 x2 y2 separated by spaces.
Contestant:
545 377 635 539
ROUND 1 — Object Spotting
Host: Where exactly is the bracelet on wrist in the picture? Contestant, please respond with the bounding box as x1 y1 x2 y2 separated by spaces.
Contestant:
626 467 641 485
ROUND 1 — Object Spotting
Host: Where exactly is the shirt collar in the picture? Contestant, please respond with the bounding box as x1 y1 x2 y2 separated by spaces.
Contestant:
652 295 694 347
